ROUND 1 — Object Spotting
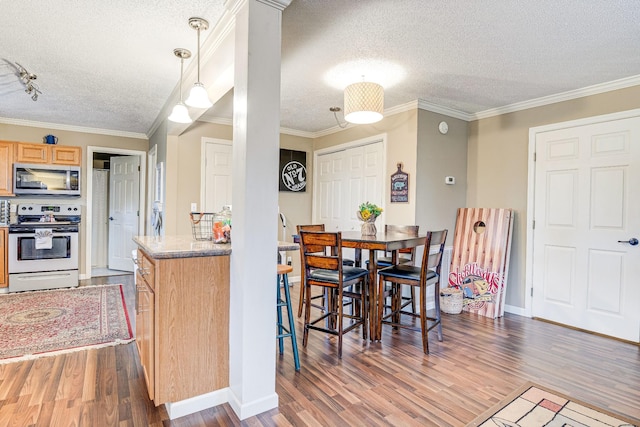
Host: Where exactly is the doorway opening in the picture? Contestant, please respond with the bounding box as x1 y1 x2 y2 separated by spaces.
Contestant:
85 146 146 280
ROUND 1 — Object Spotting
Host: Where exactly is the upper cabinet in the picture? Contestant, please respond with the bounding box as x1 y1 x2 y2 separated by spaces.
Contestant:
0 142 14 196
51 146 82 166
16 143 81 166
15 143 49 164
0 141 82 197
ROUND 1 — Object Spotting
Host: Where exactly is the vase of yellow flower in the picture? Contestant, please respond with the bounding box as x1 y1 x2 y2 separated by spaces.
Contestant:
357 202 383 236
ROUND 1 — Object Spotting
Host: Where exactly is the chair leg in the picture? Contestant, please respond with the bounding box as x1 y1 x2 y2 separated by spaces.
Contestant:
303 282 311 348
434 282 443 342
410 287 416 314
377 274 385 340
337 288 343 358
297 276 305 318
276 275 285 355
361 278 368 340
282 273 300 370
420 283 429 354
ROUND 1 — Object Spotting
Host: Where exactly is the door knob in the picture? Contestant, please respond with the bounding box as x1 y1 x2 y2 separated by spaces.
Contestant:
109 216 114 221
618 238 639 246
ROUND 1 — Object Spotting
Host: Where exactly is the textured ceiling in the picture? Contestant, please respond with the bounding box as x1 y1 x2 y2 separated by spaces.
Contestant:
1 0 640 137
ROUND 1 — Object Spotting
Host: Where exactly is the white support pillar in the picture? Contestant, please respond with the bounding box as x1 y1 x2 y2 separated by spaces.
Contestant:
227 0 291 420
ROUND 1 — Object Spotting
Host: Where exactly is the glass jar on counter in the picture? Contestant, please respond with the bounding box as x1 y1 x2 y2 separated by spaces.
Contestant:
212 206 232 243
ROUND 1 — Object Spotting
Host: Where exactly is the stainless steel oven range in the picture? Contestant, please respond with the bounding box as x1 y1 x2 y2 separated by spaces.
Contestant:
8 203 81 292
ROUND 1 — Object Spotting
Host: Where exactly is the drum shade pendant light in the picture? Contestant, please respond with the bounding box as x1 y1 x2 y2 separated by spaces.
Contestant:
343 81 384 124
168 48 193 124
185 17 213 109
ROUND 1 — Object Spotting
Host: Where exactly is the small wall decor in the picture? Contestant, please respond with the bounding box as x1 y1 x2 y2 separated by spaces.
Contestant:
279 149 307 192
390 163 409 203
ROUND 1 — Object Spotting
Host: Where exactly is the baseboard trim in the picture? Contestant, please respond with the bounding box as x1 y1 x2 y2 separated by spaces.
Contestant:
227 389 279 420
504 304 527 317
164 388 229 420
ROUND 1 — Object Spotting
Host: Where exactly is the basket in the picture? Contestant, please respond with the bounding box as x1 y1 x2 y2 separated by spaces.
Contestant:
440 287 463 314
190 212 215 241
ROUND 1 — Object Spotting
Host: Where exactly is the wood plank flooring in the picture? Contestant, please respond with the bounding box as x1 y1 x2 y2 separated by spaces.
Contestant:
0 275 638 426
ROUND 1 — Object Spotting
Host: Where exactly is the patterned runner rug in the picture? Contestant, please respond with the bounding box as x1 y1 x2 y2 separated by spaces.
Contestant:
0 284 133 364
468 382 639 426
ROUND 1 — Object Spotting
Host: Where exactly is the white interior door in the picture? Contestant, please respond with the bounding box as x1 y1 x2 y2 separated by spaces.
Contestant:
315 141 385 230
314 140 385 264
108 155 140 272
203 140 233 212
316 150 346 231
532 117 640 342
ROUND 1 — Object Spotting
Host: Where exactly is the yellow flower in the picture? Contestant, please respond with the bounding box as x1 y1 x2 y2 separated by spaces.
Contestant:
360 210 371 220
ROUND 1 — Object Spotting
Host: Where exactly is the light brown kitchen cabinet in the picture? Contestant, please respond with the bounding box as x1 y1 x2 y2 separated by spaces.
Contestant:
16 142 82 166
51 146 82 165
0 142 14 196
135 247 229 406
0 228 7 288
136 249 155 401
15 142 49 164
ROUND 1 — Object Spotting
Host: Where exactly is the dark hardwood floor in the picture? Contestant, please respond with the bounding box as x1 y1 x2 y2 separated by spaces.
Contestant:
0 274 638 426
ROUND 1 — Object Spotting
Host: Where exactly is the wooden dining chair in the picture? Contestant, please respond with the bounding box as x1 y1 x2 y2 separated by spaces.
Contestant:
299 230 368 358
367 225 420 314
376 229 448 354
296 224 355 318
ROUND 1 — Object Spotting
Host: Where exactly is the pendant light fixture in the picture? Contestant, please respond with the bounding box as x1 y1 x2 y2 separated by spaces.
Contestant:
343 80 384 124
185 17 213 109
168 48 193 124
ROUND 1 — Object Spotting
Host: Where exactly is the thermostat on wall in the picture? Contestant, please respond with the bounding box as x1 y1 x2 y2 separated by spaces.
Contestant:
445 176 455 185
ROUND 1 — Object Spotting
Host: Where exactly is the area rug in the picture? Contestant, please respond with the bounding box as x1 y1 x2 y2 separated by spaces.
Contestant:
0 284 133 364
468 382 640 426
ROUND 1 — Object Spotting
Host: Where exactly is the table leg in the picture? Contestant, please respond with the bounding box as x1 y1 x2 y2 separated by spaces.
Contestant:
368 249 379 341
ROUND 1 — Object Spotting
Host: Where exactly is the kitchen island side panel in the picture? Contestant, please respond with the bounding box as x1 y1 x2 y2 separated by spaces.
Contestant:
155 254 230 404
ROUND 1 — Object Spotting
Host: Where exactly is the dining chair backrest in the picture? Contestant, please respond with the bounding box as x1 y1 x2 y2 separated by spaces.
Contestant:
299 230 343 284
385 224 419 258
297 224 327 255
385 224 419 236
420 229 448 282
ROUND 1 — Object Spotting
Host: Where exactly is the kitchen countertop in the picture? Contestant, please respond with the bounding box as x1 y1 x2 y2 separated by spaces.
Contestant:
134 236 299 259
134 235 231 259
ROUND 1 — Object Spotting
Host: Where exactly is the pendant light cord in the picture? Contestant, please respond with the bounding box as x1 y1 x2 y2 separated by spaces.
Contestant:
179 57 184 100
196 27 201 83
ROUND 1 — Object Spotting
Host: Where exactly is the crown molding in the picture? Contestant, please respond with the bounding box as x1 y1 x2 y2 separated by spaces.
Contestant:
159 75 640 139
196 116 315 139
279 126 315 139
197 116 233 127
472 74 640 121
417 99 473 121
0 117 147 140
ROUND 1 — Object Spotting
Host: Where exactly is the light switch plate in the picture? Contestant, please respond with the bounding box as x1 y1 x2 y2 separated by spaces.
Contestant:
190 203 197 212
445 176 455 185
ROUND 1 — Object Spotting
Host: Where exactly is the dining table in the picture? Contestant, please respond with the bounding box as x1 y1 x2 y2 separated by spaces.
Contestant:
340 231 427 341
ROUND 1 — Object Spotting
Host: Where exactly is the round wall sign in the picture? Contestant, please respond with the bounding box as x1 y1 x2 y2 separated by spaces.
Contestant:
281 160 307 192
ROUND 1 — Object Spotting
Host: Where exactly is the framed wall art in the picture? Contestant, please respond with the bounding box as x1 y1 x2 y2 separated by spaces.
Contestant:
279 149 307 192
390 163 409 203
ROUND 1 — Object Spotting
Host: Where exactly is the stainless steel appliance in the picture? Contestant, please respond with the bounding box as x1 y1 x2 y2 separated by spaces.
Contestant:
8 203 81 292
13 163 81 196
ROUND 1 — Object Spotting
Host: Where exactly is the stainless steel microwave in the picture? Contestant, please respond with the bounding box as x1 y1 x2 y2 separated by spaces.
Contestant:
13 163 81 196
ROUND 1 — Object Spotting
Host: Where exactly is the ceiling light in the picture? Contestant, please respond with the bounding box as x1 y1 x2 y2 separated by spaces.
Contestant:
343 81 384 124
15 62 41 101
185 17 213 109
168 48 193 124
